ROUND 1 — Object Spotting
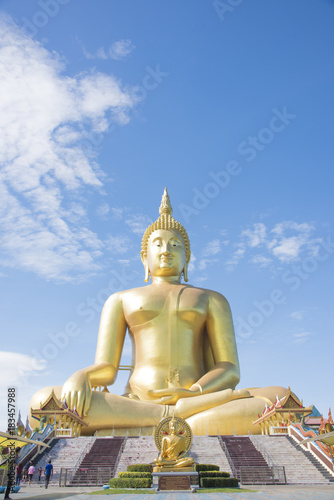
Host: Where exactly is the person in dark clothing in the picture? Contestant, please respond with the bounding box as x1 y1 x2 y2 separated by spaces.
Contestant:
44 460 53 489
16 464 23 485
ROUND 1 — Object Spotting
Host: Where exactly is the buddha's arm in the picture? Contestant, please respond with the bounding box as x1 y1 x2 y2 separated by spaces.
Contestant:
61 292 127 415
190 290 240 393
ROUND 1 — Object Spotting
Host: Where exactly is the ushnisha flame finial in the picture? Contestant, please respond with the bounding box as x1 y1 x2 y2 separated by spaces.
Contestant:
159 187 173 216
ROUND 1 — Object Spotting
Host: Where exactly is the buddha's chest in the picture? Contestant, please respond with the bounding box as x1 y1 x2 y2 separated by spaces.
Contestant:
123 286 208 328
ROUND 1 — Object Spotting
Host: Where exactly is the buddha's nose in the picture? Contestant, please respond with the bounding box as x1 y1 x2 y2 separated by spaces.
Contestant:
162 244 171 254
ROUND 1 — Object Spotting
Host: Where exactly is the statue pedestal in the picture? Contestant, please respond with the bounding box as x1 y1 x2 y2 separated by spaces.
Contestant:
152 471 199 492
153 465 196 473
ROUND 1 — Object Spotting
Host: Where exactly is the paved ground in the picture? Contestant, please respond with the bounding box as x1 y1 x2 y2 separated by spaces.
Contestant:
4 483 334 500
4 484 334 500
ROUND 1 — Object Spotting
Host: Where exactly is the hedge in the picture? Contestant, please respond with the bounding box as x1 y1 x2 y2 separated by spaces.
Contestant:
127 464 152 473
119 472 152 478
109 477 152 488
200 477 239 488
199 471 230 478
195 464 220 472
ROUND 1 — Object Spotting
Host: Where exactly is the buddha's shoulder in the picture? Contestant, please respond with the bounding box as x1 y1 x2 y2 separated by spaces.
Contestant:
189 286 230 306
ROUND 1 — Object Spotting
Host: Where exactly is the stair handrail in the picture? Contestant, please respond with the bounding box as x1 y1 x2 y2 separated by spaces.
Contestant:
113 436 127 477
217 434 237 478
249 435 277 467
18 423 55 463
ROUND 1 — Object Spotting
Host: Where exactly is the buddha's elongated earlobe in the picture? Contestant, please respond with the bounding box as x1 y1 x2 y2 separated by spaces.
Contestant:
144 263 150 282
141 253 150 282
183 262 189 282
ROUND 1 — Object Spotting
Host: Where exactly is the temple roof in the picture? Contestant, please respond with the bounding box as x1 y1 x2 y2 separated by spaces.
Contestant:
31 389 88 426
253 387 313 425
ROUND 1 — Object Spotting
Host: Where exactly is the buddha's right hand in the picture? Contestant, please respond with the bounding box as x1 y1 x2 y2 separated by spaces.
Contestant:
61 369 92 417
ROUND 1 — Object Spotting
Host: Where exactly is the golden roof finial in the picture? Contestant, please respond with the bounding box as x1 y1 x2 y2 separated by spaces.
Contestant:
159 187 173 216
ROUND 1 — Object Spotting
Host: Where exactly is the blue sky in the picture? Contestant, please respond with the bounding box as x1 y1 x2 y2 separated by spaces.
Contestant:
0 0 333 431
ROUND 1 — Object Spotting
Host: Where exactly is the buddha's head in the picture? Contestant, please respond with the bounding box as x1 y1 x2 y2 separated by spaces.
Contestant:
141 188 191 282
168 417 179 435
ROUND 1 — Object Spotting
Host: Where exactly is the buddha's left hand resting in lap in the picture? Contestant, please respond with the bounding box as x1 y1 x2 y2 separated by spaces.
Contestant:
29 188 289 435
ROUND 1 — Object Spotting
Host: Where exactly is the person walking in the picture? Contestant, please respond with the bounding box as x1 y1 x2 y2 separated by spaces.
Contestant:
38 467 42 481
16 463 23 486
22 465 28 483
27 462 35 485
44 460 53 489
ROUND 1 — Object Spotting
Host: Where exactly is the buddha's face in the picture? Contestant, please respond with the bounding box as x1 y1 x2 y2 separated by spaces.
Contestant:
146 229 186 278
169 419 178 435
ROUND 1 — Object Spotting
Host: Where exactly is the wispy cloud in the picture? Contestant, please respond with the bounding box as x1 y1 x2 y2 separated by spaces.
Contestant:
105 235 132 254
290 310 306 321
197 258 219 271
226 221 320 272
292 331 312 344
0 16 137 280
96 202 110 217
125 214 152 236
0 351 46 431
81 39 135 61
202 239 221 257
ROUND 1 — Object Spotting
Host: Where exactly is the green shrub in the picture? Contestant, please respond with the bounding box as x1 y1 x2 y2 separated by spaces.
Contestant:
200 477 239 488
109 477 152 488
127 464 152 473
195 464 219 472
199 471 230 478
119 472 152 478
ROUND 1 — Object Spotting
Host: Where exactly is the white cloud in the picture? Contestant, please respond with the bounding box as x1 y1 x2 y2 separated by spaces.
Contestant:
292 331 312 344
96 202 110 217
111 207 125 220
125 214 151 236
290 311 305 320
0 351 46 431
82 39 135 61
271 236 306 262
249 255 272 267
106 235 132 254
202 239 221 257
187 254 196 273
0 16 137 280
225 245 246 272
241 223 267 247
272 221 313 236
109 39 135 60
226 220 321 271
198 258 218 271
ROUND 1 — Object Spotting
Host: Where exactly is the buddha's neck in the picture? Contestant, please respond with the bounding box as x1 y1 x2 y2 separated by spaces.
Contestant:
151 276 182 285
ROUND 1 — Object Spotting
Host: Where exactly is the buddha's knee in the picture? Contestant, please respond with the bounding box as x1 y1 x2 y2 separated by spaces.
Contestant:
247 386 290 403
186 397 267 435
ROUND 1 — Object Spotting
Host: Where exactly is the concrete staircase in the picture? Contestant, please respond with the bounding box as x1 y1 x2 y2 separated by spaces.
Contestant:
251 435 331 484
189 436 232 474
115 435 232 476
286 435 334 483
33 436 96 486
115 436 157 475
219 436 274 484
71 437 125 486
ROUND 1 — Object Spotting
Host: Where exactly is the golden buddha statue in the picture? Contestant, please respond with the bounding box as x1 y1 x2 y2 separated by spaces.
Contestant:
29 188 290 435
154 416 194 470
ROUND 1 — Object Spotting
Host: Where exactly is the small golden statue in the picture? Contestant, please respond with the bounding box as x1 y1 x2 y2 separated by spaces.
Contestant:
153 416 195 471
